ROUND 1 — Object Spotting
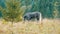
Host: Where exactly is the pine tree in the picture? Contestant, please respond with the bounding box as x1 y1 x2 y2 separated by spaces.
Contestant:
0 0 26 23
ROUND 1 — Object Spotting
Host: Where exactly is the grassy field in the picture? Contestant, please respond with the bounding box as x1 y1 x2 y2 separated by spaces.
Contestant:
0 19 60 34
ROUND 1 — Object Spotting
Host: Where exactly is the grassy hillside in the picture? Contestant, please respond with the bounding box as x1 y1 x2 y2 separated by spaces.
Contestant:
0 19 60 34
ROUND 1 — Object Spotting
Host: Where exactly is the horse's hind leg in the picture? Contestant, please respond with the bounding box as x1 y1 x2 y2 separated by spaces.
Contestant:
36 17 39 22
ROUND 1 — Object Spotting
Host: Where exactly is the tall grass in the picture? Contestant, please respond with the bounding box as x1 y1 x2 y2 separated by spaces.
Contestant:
0 19 60 34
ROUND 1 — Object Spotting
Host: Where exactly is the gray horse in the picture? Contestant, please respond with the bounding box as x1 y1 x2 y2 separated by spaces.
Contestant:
23 11 42 23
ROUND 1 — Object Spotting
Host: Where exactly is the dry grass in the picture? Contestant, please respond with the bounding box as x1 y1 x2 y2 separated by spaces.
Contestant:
0 19 60 34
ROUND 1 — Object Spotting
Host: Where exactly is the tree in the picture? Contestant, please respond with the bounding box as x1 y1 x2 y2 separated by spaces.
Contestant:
0 0 26 23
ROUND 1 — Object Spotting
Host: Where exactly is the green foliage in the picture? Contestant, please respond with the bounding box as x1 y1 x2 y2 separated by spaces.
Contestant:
0 0 26 22
0 0 60 19
24 0 60 18
53 1 60 18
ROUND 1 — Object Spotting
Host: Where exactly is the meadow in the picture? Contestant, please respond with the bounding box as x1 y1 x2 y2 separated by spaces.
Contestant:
0 19 60 34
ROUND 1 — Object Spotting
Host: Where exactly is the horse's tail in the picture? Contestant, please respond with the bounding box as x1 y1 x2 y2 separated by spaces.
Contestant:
39 12 42 23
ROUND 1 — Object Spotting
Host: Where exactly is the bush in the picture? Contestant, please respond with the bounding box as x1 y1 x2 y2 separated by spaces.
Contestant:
0 0 26 22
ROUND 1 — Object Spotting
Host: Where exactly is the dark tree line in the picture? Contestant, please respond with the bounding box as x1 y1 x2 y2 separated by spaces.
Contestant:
0 0 60 19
